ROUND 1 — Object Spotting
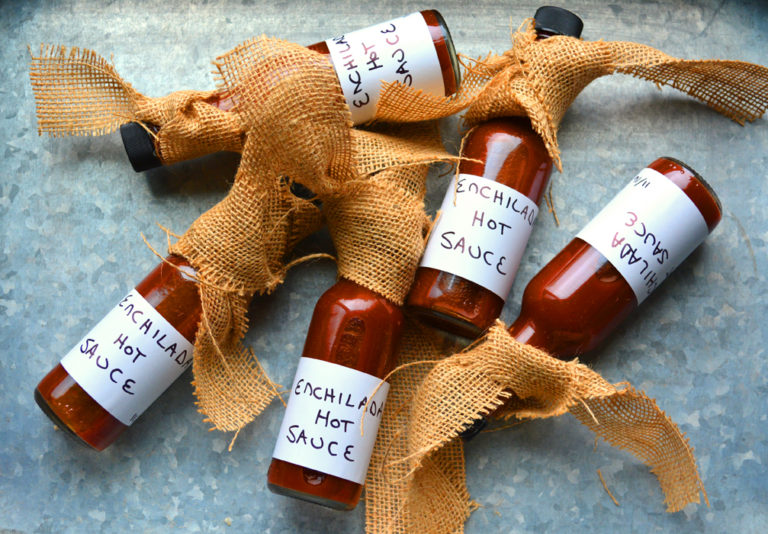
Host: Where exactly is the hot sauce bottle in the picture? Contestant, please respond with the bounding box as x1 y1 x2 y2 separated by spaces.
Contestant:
267 279 404 510
34 255 201 450
509 156 721 358
457 157 721 440
120 10 461 171
406 7 583 339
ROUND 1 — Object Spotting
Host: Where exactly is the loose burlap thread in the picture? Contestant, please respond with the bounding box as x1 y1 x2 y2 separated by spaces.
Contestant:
28 18 768 534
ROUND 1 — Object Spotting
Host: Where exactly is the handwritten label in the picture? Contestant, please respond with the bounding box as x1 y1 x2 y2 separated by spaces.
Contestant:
271 357 390 485
577 167 709 304
419 173 539 300
60 289 194 425
325 12 444 124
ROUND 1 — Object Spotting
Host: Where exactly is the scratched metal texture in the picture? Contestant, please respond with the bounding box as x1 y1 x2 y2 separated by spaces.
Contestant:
0 1 766 532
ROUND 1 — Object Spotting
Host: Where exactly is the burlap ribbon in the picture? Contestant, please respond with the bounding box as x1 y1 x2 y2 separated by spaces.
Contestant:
29 45 244 165
364 322 710 533
377 20 768 169
28 17 768 534
28 35 456 434
30 21 768 172
175 37 454 432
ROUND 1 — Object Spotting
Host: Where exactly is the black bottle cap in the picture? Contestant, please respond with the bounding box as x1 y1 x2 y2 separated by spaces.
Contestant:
120 122 162 172
534 6 584 38
458 416 488 441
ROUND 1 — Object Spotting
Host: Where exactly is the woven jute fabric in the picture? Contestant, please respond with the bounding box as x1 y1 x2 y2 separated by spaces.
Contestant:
365 323 708 533
324 165 429 306
30 22 768 171
365 322 475 534
376 20 768 170
213 37 455 304
168 132 324 428
164 36 453 432
29 45 245 165
28 41 465 171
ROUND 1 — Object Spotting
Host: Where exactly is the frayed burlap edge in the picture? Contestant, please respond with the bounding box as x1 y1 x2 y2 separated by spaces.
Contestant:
28 44 245 164
377 20 768 170
366 322 707 533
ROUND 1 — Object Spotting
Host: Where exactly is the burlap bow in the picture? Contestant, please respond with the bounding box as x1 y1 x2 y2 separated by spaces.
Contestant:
169 37 456 432
376 20 768 170
364 324 707 533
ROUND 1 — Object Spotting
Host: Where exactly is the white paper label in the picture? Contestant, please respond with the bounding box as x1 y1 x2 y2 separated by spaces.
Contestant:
60 289 194 426
576 167 709 304
326 12 444 124
419 173 539 300
272 357 390 485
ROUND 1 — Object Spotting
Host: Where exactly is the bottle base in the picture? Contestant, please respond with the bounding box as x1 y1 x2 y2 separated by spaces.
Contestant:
267 458 363 510
34 387 102 451
267 481 357 511
408 306 484 340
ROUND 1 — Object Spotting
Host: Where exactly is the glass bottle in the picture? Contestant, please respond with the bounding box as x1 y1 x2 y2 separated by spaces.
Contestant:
267 279 404 510
509 156 722 358
120 10 461 171
34 255 201 450
407 7 583 339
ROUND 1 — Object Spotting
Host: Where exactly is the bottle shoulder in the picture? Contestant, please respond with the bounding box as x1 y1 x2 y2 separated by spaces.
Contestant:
459 117 553 201
315 279 402 319
510 239 636 358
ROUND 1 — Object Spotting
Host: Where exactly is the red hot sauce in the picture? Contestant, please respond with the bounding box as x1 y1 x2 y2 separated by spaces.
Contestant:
121 10 461 171
267 279 404 510
35 255 201 450
407 7 583 339
509 157 722 358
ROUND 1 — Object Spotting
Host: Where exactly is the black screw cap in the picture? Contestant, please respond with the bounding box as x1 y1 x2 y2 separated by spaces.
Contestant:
534 6 584 38
120 122 162 172
458 416 488 441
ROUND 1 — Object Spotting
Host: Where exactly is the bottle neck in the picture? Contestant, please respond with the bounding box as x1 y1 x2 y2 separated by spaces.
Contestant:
507 311 596 362
507 315 555 355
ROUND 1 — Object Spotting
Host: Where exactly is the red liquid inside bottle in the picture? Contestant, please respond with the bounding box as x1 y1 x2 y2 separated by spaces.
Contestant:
407 117 554 338
508 156 722 358
407 7 583 339
35 255 201 450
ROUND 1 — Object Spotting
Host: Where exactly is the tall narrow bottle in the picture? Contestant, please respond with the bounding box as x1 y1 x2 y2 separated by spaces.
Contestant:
120 10 461 171
35 256 201 450
407 6 583 339
267 279 404 510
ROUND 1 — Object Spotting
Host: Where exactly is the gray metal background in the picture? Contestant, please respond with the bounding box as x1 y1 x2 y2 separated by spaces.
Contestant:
1 1 766 532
